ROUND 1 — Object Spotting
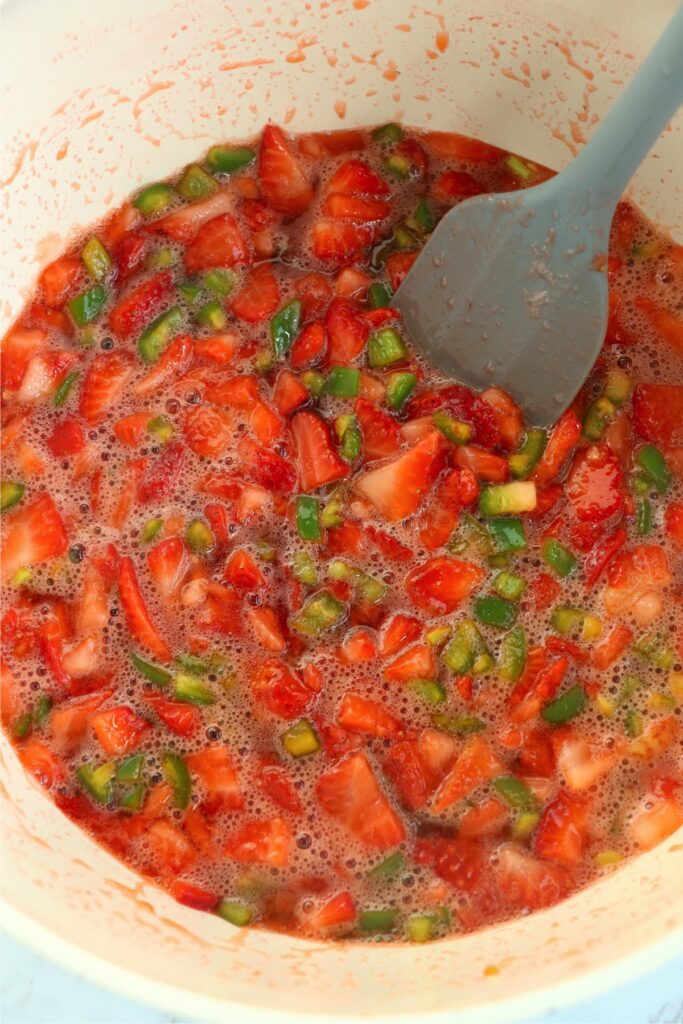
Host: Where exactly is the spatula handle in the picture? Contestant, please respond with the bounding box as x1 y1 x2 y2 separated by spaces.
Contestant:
562 3 683 207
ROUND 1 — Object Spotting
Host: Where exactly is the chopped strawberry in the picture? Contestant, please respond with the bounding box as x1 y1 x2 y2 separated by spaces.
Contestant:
146 819 196 876
385 252 418 291
259 758 303 814
46 417 85 458
114 231 148 281
1 327 46 391
292 272 334 320
379 614 423 658
291 410 349 492
418 468 471 549
247 606 286 652
290 319 327 368
590 624 633 670
532 409 582 486
414 835 484 890
16 350 76 404
554 731 616 792
312 221 374 263
205 372 261 410
18 738 65 790
143 691 201 736
355 431 445 522
354 398 401 460
239 438 297 494
633 383 683 447
629 794 683 850
325 299 370 364
301 130 365 157
583 526 627 588
328 160 390 197
137 441 185 503
405 556 486 615
664 500 683 551
1 492 68 577
148 190 234 242
316 751 405 849
187 745 244 810
480 387 523 449
49 689 112 754
91 705 150 756
113 412 151 447
338 627 377 663
39 257 83 308
431 735 504 813
184 213 250 275
273 369 309 416
183 404 233 458
252 658 314 720
324 193 390 222
432 170 482 204
80 351 133 425
224 548 267 590
497 845 571 910
225 817 291 867
423 130 503 162
134 334 194 395
337 692 403 738
230 262 280 322
118 556 171 662
169 879 218 912
566 445 625 523
108 272 173 340
635 295 683 356
458 797 509 838
147 537 189 598
407 383 501 448
603 544 671 626
534 790 589 865
194 332 239 365
304 891 357 932
384 643 436 683
259 125 314 217
383 728 456 811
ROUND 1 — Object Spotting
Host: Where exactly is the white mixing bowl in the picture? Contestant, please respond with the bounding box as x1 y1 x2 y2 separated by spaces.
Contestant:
1 0 681 1020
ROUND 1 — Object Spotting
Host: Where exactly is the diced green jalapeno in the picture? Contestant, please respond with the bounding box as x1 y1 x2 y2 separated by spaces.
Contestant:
292 589 346 636
78 762 116 803
604 368 632 406
386 372 416 410
636 497 652 536
302 370 326 398
487 517 526 552
116 755 145 784
631 472 651 496
195 299 227 330
178 280 204 305
326 366 360 397
505 153 535 180
406 913 441 943
493 776 535 809
120 784 147 812
512 810 540 841
431 713 486 735
141 518 164 543
217 899 253 926
282 718 320 757
432 412 472 445
393 223 418 249
508 429 547 478
130 652 172 687
625 709 643 738
321 490 345 528
367 282 392 308
147 416 174 443
582 397 616 442
185 518 213 554
203 269 235 297
206 145 256 174
442 620 492 675
618 674 643 704
359 908 398 933
426 625 451 647
541 685 586 724
498 626 527 682
633 632 675 670
409 198 436 234
178 163 219 200
474 595 518 630
81 237 112 281
146 247 176 270
480 482 536 517
296 496 321 542
410 679 446 703
53 371 80 408
174 673 215 705
270 300 302 358
292 551 319 586
12 712 32 740
635 444 671 495
383 154 411 179
367 852 406 880
493 571 526 601
138 306 183 363
595 850 623 868
33 695 52 727
69 284 107 326
162 753 192 809
1 481 25 512
134 182 175 217
542 538 577 577
337 415 362 462
372 123 403 144
551 605 587 636
367 327 407 368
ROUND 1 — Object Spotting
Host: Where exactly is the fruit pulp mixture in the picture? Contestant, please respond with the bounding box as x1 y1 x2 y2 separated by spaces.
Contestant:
1 123 682 943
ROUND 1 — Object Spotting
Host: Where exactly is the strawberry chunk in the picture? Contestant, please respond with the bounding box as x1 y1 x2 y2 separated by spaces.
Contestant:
169 880 218 912
664 500 683 551
184 213 251 274
225 817 291 867
134 334 194 396
137 441 185 504
337 692 403 738
49 690 112 754
273 369 309 416
118 557 171 662
1 492 68 577
383 728 456 811
328 160 390 196
46 417 85 458
405 556 486 615
325 299 370 363
602 544 671 626
304 891 357 932
239 438 297 494
324 193 390 222
431 736 504 813
39 257 83 308
143 691 201 736
414 835 484 890
316 751 405 850
554 731 616 792
1 327 46 391
633 383 683 447
224 548 267 590
355 431 445 522
108 272 173 340
423 131 503 162
312 221 375 263
252 658 314 720
147 537 188 598
187 745 244 810
496 845 571 910
354 398 401 461
113 412 151 447
183 404 233 458
259 125 314 217
18 738 65 790
230 262 281 322
91 706 150 756
535 791 589 866
290 319 327 368
80 351 133 425
432 170 482 204
566 444 625 523
148 190 234 242
383 643 436 684
532 409 582 486
258 758 303 814
291 410 349 492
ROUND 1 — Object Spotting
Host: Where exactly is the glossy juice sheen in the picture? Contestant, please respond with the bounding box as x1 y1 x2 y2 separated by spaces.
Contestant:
1 124 681 943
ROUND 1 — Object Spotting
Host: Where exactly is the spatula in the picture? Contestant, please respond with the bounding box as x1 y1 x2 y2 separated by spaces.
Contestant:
393 5 683 426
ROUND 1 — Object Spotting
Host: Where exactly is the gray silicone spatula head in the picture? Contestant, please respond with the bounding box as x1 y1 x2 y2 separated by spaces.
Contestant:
393 5 683 427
